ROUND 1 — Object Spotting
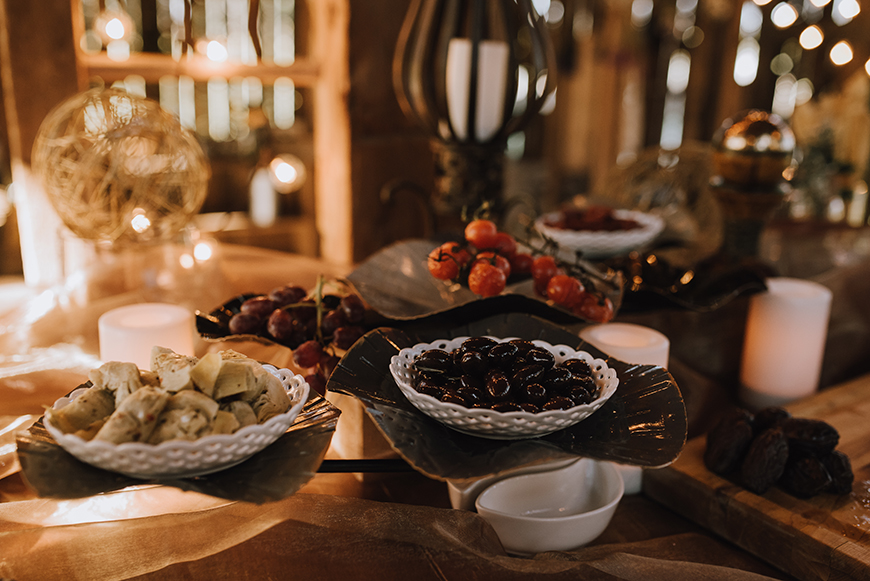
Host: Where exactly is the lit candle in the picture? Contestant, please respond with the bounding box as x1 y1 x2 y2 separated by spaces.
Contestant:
445 38 510 142
98 303 195 369
579 323 670 368
739 278 832 410
579 322 670 494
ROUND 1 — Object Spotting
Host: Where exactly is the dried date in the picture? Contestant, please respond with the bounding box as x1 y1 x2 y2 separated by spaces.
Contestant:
783 417 839 458
704 406 852 500
821 450 854 495
753 406 791 435
704 410 755 476
741 427 789 495
780 456 832 499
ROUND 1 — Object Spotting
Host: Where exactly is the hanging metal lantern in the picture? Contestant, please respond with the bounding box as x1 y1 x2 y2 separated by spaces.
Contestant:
394 0 556 219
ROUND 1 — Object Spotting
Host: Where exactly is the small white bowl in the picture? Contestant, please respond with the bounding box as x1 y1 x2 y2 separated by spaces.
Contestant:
475 458 624 555
389 337 619 440
534 209 664 259
447 458 578 511
44 365 309 479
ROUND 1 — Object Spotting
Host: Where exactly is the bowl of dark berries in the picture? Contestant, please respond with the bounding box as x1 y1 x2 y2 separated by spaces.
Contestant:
389 336 619 440
534 206 664 260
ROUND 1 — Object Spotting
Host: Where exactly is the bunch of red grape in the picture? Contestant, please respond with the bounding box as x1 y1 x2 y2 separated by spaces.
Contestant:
227 282 368 395
427 219 614 323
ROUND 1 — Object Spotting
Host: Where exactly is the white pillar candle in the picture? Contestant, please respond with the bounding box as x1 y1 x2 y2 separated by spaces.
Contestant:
579 323 670 494
445 38 510 142
98 303 195 369
739 278 832 410
579 323 670 368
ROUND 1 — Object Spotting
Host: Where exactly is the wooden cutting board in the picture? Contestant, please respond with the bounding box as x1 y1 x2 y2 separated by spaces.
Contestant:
643 372 870 581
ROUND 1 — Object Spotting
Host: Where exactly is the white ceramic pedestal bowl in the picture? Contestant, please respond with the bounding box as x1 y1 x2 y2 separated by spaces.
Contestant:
475 458 624 555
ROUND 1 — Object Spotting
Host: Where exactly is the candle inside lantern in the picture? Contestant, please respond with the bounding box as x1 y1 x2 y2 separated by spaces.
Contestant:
98 303 195 369
739 278 832 410
579 323 670 494
579 323 670 368
445 37 510 142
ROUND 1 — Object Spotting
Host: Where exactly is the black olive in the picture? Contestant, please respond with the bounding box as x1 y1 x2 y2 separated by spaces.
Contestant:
521 383 548 406
510 364 545 388
459 350 488 376
508 339 536 357
415 380 445 399
542 396 575 410
441 392 466 405
460 336 497 354
561 358 592 377
414 349 457 375
569 385 593 405
457 386 486 407
543 367 572 393
492 402 523 412
459 374 484 391
485 369 512 401
524 347 555 369
488 343 519 368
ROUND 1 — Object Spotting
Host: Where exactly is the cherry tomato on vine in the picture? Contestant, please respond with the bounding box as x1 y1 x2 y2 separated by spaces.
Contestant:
474 251 511 279
464 219 499 249
531 255 560 297
492 232 518 257
509 252 533 276
427 241 470 280
546 274 585 308
468 262 506 297
573 293 615 323
531 255 559 282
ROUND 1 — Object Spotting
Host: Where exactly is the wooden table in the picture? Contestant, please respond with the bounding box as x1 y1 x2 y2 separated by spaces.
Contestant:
3 241 865 580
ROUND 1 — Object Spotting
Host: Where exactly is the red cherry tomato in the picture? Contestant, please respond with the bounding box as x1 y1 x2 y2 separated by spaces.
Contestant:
492 232 518 257
464 219 499 249
546 274 585 308
474 251 511 279
468 262 506 297
509 252 533 276
531 255 560 296
531 255 559 283
427 242 469 280
573 293 615 323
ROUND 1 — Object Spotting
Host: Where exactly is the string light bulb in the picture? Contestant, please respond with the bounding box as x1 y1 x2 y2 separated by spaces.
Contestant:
830 40 854 65
771 2 799 28
799 25 824 50
93 9 134 46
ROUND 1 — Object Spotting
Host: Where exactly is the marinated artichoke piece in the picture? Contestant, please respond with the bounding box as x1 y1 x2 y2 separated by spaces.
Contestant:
88 361 144 407
46 385 116 435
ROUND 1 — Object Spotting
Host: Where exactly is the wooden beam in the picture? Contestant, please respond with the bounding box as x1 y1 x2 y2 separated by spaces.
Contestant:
79 51 322 87
310 0 353 266
0 0 85 285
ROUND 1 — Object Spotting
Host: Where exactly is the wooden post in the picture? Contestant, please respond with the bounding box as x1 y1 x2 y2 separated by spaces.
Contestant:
0 0 86 285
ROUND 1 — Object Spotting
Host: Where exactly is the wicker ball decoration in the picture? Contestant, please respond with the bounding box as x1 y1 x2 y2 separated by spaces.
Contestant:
32 87 210 245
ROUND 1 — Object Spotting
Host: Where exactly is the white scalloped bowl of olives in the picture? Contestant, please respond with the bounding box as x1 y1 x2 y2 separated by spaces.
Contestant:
389 336 619 440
